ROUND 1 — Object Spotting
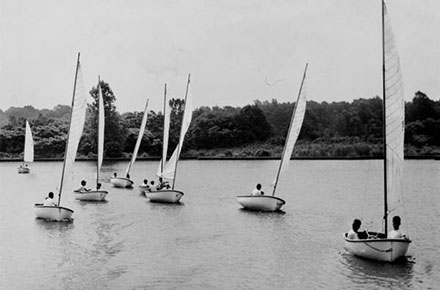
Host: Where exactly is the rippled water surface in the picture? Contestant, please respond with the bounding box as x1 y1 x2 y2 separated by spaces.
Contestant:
0 160 439 289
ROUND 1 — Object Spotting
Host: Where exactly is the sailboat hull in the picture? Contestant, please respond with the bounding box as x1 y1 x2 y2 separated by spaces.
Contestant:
34 204 74 221
18 166 30 174
343 232 411 262
145 190 184 203
236 195 286 212
110 177 133 188
74 190 108 201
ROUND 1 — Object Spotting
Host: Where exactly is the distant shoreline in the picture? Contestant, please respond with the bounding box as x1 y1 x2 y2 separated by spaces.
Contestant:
1 155 439 162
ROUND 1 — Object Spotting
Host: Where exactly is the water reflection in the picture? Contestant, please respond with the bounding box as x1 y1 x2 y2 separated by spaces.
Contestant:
34 218 75 232
340 251 414 289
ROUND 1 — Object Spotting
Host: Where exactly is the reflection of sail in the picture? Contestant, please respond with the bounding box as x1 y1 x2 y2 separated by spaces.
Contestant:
162 78 193 180
60 58 87 200
97 83 105 181
272 64 308 195
125 100 149 176
24 120 34 162
384 3 405 216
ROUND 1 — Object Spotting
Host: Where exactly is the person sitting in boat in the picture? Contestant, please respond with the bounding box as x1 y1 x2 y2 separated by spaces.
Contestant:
149 180 157 191
347 219 361 239
77 180 91 192
43 192 57 207
126 173 131 179
96 183 102 190
389 216 407 239
251 183 264 196
113 173 117 178
140 179 150 189
157 177 170 190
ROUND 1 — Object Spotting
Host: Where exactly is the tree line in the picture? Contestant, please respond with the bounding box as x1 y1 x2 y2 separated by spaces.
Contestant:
0 81 439 159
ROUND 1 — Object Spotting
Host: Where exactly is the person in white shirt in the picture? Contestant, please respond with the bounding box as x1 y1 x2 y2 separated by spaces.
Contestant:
43 192 57 207
347 219 362 240
251 183 264 196
77 180 91 192
389 216 407 239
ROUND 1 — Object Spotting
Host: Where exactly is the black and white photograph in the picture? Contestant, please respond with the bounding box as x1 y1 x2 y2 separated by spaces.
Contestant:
0 0 439 289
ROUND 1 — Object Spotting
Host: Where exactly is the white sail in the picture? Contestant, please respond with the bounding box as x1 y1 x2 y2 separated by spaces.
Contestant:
272 64 308 195
23 120 34 163
161 78 193 180
157 99 171 177
384 3 405 216
60 58 87 198
97 83 105 179
125 99 149 176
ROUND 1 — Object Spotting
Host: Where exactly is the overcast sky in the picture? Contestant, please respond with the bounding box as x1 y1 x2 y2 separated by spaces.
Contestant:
0 0 439 113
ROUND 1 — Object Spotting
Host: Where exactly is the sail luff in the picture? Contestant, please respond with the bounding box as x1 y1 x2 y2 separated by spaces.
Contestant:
23 120 34 163
125 99 149 176
383 0 405 236
272 63 308 197
58 53 87 206
97 79 104 185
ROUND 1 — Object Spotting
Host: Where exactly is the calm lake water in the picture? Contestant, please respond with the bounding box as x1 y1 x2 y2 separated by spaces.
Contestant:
0 160 439 289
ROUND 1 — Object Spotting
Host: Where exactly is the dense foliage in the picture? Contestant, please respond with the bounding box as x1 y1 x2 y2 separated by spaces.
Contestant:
1 85 439 159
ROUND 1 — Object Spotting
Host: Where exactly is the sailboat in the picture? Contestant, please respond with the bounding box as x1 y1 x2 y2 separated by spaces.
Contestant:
110 99 149 188
145 75 192 203
74 78 108 201
343 0 411 262
236 64 308 212
34 53 87 221
18 120 34 174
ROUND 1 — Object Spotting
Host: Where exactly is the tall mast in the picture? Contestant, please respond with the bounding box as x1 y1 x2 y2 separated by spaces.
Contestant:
272 63 308 196
161 84 167 176
58 52 81 206
172 74 191 189
96 76 101 189
381 0 388 236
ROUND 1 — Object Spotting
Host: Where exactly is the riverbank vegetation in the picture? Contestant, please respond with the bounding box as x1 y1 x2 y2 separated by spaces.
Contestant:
0 81 439 160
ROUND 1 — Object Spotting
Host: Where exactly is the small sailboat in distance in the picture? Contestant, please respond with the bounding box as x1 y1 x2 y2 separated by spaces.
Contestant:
110 98 149 188
343 0 411 262
146 74 192 203
18 120 34 174
34 53 87 221
74 77 108 201
236 64 308 212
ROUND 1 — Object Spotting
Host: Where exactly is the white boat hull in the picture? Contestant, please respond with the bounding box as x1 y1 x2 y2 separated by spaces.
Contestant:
110 177 133 188
343 232 411 262
145 190 184 203
34 204 74 221
74 190 108 201
236 195 286 212
18 167 30 174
